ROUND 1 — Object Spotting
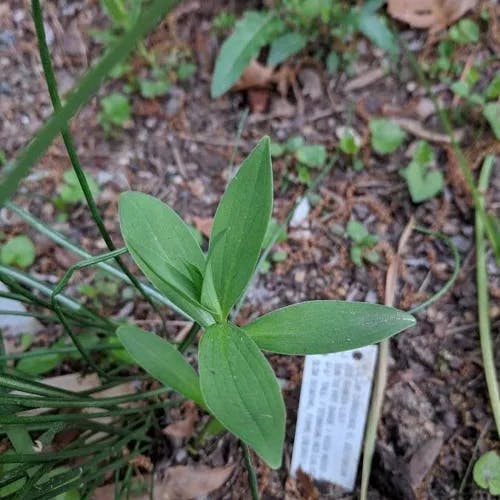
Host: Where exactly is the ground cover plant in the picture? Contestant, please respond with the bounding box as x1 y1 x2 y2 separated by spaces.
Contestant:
0 0 499 498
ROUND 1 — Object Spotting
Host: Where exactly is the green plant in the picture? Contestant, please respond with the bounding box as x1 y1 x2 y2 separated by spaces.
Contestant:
346 219 379 266
56 170 100 206
474 451 500 495
0 235 36 269
98 92 132 133
211 0 398 98
369 118 406 154
116 137 415 466
449 18 480 45
212 10 237 35
400 141 444 203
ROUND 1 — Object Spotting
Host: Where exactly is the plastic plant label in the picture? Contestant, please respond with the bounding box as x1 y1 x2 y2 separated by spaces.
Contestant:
291 346 377 491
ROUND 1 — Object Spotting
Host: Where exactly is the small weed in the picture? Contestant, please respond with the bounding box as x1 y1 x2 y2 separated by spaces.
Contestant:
449 18 480 45
345 219 379 267
270 136 327 186
400 141 444 203
212 10 237 35
98 92 132 133
369 118 406 154
0 234 36 269
55 169 100 206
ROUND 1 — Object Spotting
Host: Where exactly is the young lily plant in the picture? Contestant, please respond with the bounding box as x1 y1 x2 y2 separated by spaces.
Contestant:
116 137 416 468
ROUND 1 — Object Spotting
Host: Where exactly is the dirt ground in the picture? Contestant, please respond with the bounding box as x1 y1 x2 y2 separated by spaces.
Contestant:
1 1 499 498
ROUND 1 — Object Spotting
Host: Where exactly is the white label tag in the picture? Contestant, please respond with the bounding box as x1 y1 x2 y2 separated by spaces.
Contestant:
291 346 377 491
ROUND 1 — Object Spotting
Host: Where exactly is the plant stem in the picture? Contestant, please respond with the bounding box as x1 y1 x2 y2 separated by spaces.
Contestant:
475 156 500 436
30 0 169 336
242 443 260 500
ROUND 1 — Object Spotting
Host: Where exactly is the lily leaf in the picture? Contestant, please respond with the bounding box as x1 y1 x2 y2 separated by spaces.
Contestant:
116 324 204 407
244 300 416 354
119 191 213 326
199 323 285 468
206 137 273 318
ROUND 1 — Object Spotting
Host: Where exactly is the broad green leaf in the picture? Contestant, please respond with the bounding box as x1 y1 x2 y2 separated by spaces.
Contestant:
211 12 280 97
369 118 406 154
0 235 36 269
267 32 307 66
401 161 444 203
206 137 273 317
199 324 285 468
473 451 500 495
16 353 61 376
0 0 178 206
244 300 416 354
119 191 214 326
357 13 398 56
116 324 204 406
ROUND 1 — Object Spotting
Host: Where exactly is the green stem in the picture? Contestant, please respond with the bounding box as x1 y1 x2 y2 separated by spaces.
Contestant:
30 0 169 336
242 443 260 500
476 155 500 436
360 339 388 500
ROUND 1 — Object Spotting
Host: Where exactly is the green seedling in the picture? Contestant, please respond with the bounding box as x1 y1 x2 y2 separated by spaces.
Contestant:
449 18 480 45
211 1 397 98
56 169 100 206
116 137 415 467
98 92 131 133
0 149 6 166
212 10 237 35
0 235 36 269
474 451 500 495
346 219 379 267
369 118 406 154
295 144 327 168
400 141 444 203
450 70 500 139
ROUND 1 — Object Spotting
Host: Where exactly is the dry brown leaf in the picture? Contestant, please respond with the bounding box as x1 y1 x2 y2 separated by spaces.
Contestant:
232 59 275 91
155 464 235 500
248 88 270 113
192 216 213 237
387 0 478 32
163 402 199 439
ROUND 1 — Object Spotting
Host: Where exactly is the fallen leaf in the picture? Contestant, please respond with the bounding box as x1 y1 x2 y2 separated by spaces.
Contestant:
387 0 478 33
155 464 235 500
232 59 274 92
408 436 444 491
298 68 322 100
163 402 199 439
248 88 270 113
192 216 213 238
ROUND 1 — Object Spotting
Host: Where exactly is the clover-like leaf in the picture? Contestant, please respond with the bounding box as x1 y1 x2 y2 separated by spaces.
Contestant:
206 137 273 318
473 451 500 495
116 325 204 407
119 192 214 326
369 118 406 154
199 323 285 468
244 300 416 354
